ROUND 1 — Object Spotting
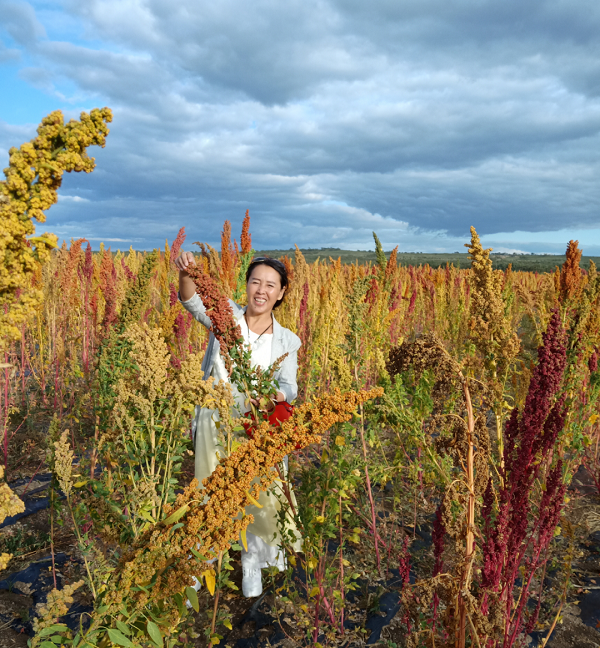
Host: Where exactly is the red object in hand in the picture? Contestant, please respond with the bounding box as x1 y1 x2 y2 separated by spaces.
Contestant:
243 401 300 449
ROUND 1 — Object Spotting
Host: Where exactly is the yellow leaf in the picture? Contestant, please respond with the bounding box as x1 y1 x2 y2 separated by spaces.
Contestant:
335 436 345 447
300 604 309 613
309 586 320 597
223 620 232 631
163 504 189 525
28 235 58 249
241 528 248 552
73 480 88 488
203 569 216 596
321 449 329 463
307 557 318 569
210 636 220 645
589 414 599 425
554 526 562 537
288 554 296 566
245 491 263 508
315 515 325 524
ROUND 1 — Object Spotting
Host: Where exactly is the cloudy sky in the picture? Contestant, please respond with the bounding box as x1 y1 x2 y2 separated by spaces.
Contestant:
1 0 600 254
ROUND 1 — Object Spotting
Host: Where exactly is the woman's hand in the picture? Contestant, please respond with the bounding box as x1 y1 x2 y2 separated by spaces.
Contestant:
250 391 285 413
176 252 198 301
174 251 197 273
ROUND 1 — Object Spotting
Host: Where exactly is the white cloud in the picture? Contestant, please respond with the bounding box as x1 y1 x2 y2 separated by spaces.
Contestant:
85 237 140 242
58 194 90 203
490 248 529 255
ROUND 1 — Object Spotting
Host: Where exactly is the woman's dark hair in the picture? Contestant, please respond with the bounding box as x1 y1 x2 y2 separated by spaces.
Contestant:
246 257 289 309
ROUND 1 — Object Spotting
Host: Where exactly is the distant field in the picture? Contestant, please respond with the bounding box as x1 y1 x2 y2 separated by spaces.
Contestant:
256 248 600 272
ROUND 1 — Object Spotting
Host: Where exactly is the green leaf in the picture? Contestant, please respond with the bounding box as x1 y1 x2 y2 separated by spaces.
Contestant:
174 593 185 617
185 586 199 612
107 628 134 647
115 621 131 636
147 620 164 647
163 504 189 525
40 642 56 648
138 509 156 524
38 626 68 638
50 636 63 645
230 543 242 551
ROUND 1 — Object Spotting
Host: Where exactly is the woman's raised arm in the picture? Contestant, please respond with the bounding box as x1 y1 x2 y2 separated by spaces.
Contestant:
175 251 197 302
174 251 213 331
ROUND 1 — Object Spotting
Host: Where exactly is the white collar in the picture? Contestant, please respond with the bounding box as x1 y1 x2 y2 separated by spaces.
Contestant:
237 306 281 339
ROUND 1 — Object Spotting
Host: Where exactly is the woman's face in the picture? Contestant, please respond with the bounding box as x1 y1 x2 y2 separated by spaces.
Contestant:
246 264 285 316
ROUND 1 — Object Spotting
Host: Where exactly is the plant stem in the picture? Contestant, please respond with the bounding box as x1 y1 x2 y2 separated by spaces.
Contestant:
21 326 26 407
358 403 381 572
50 482 57 589
66 497 97 599
2 352 9 472
275 463 297 518
457 378 475 648
210 551 224 637
339 493 345 635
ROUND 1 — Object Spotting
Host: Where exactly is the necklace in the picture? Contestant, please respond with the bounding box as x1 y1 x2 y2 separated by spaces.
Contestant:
244 313 272 344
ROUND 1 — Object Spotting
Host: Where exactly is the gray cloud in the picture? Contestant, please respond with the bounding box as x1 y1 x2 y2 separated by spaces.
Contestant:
1 0 600 252
0 0 45 47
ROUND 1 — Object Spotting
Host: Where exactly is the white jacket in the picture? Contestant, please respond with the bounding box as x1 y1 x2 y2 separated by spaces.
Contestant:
179 292 301 402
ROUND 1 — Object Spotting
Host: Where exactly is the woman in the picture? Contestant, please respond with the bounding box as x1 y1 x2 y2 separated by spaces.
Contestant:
175 251 302 597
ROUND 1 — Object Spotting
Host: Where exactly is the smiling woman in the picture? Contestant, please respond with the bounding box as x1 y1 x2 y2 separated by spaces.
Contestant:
175 251 301 598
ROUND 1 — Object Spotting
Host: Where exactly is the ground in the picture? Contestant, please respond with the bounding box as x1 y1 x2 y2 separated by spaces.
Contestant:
1 463 599 647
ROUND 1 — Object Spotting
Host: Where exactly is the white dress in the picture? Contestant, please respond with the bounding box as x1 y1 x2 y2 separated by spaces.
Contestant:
193 325 301 574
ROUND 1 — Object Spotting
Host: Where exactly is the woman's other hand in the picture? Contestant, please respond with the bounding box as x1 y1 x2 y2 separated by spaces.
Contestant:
250 397 275 414
249 391 285 413
176 251 197 301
